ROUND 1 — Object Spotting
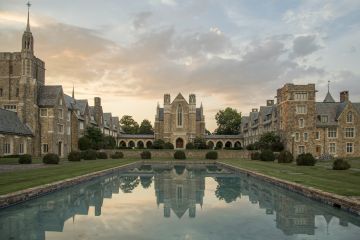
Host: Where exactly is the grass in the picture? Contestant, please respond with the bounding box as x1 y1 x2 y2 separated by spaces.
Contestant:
0 159 137 195
220 158 360 196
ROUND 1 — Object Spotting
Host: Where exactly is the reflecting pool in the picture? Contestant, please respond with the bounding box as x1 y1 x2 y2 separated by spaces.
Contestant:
0 164 360 240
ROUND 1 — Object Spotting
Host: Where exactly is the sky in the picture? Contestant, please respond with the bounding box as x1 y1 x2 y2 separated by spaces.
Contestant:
0 0 359 131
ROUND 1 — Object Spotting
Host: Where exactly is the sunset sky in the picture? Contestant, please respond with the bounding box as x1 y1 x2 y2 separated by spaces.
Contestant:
1 0 359 131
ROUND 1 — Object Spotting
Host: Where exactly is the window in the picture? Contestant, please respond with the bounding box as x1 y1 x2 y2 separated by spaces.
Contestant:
79 122 84 130
40 108 48 117
328 128 337 138
19 143 24 154
59 98 63 106
298 146 305 154
42 144 48 153
15 88 19 97
304 132 308 142
346 143 353 153
58 109 63 119
296 105 307 114
294 92 308 101
345 128 355 138
347 112 353 123
3 142 11 154
0 88 3 97
9 65 13 74
3 105 17 112
58 124 64 134
329 143 336 154
299 118 305 128
67 126 71 135
177 104 183 127
67 112 71 121
315 131 320 140
321 115 328 123
295 132 300 142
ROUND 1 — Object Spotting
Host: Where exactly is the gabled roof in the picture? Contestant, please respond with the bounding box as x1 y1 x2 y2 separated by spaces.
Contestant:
38 85 63 107
76 99 88 115
103 113 112 128
315 102 339 126
0 109 33 136
323 91 335 103
64 94 76 110
172 93 188 104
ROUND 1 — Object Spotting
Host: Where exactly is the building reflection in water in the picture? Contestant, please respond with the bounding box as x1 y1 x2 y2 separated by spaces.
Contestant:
0 164 359 240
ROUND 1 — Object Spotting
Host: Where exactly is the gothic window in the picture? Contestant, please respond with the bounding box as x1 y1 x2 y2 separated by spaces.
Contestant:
177 104 183 127
347 112 353 123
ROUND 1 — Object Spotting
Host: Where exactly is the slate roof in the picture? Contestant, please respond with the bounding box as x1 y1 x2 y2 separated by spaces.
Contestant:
64 94 76 110
315 102 339 126
103 113 112 128
119 134 155 139
205 134 243 139
76 100 88 115
38 85 62 107
0 109 33 136
323 92 335 103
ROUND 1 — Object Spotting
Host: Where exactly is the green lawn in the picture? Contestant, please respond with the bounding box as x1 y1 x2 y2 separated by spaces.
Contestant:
0 159 137 195
220 159 360 196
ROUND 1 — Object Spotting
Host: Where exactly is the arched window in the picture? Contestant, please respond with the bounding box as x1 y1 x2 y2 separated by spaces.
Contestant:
347 111 353 123
177 104 183 127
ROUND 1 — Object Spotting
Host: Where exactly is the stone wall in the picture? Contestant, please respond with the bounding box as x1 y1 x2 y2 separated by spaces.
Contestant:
102 149 251 159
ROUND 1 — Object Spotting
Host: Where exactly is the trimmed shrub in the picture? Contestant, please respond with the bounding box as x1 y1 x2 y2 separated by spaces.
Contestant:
205 151 218 160
277 150 293 163
186 142 195 149
1 154 20 158
333 158 351 170
271 142 284 152
78 136 91 151
174 150 186 160
18 154 32 164
260 149 275 162
111 151 124 159
43 153 60 164
68 151 81 161
250 152 260 160
164 142 174 149
82 149 97 160
296 153 316 166
141 151 152 159
152 139 165 149
96 152 108 159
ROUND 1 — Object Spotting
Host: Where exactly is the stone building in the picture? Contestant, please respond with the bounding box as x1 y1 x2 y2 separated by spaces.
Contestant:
154 93 205 148
241 83 360 158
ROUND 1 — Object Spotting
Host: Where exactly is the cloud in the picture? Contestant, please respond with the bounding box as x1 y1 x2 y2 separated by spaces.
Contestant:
291 35 321 58
133 11 152 29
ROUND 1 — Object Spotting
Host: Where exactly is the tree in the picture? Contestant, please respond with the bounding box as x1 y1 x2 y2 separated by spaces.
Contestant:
140 176 152 189
215 108 242 135
258 132 284 151
214 177 242 203
205 129 211 135
138 119 154 134
78 136 91 150
85 126 104 150
120 115 139 134
119 176 140 193
193 137 207 149
103 136 116 149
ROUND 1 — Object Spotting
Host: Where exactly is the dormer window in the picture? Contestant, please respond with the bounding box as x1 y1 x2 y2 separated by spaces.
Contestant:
347 112 353 123
321 115 328 123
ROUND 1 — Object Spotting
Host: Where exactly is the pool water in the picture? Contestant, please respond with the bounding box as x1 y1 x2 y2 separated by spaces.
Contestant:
0 164 359 240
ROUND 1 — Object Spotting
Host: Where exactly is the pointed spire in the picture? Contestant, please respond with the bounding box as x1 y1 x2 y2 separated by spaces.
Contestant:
200 102 203 108
323 80 335 103
72 84 75 98
26 1 31 32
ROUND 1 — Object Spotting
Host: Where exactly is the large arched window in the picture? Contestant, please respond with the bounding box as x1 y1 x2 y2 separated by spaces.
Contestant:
177 104 183 127
347 111 353 123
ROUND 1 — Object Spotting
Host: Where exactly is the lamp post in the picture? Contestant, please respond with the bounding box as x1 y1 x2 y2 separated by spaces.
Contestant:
291 133 295 156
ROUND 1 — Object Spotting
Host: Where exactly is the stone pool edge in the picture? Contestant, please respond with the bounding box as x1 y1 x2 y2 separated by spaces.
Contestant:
0 161 140 209
217 162 360 216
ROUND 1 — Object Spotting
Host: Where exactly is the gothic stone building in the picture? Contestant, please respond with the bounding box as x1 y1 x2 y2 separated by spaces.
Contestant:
154 93 205 148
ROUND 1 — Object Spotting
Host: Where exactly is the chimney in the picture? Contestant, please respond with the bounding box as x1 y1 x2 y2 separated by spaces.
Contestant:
94 97 101 106
266 100 274 106
252 108 258 112
340 91 349 102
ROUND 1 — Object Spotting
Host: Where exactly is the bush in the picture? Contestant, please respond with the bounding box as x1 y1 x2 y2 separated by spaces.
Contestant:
152 139 165 149
271 142 284 152
1 154 20 158
250 152 260 160
141 151 152 159
205 151 218 160
194 137 207 149
260 149 275 161
186 142 195 149
277 150 293 163
82 149 97 160
296 153 316 166
174 150 186 160
164 142 174 149
246 143 260 151
18 154 32 164
333 158 351 170
96 152 108 159
78 136 91 151
68 151 81 161
43 153 60 164
111 151 124 159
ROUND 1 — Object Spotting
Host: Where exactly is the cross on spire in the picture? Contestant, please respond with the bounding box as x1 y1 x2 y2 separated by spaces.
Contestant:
26 1 31 32
328 80 330 93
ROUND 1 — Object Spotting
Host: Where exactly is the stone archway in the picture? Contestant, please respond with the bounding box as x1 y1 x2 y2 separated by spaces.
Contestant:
176 138 184 149
225 141 232 148
207 141 214 149
137 141 144 149
128 141 135 148
234 141 242 149
216 141 223 149
146 141 153 149
119 141 126 147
